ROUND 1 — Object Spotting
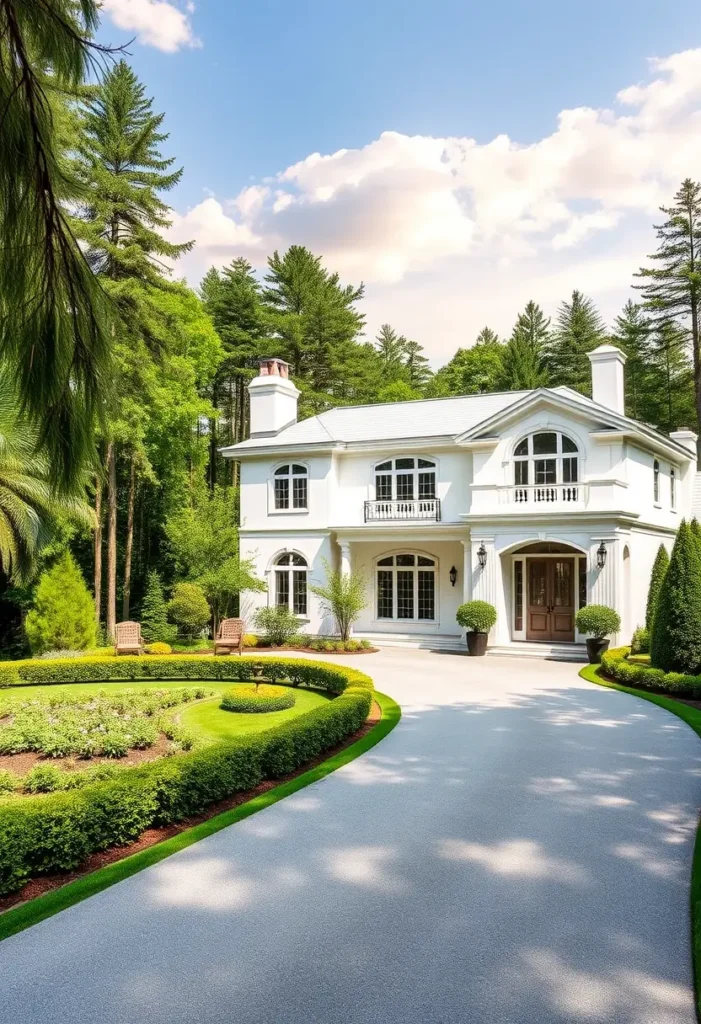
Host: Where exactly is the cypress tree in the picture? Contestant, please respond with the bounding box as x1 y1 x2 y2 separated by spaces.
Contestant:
650 521 701 673
645 543 670 631
141 570 177 644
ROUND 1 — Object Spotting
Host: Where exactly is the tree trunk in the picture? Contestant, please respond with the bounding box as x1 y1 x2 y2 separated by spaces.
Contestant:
93 475 103 629
106 441 117 642
122 454 136 621
208 378 218 490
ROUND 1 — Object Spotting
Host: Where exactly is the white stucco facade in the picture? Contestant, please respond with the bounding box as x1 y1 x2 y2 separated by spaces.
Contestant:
224 353 700 650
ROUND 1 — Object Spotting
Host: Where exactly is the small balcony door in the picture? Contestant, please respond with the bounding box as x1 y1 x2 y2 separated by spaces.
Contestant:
526 558 575 642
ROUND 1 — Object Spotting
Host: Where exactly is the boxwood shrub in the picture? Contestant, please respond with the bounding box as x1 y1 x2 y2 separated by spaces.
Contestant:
600 646 701 699
0 657 374 895
220 685 296 713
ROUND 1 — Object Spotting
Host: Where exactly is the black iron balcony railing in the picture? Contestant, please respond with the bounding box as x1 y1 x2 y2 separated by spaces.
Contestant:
364 498 441 522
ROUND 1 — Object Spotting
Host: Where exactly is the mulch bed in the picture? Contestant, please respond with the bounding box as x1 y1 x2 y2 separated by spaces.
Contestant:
0 734 173 776
0 700 382 914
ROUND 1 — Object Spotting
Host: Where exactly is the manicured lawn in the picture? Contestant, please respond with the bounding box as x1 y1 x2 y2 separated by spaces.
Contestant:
179 687 331 742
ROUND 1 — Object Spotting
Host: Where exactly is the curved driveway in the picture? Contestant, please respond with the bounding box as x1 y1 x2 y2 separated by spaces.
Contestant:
1 649 701 1024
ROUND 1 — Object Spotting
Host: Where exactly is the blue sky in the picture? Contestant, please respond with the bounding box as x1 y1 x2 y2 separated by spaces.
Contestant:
97 1 701 362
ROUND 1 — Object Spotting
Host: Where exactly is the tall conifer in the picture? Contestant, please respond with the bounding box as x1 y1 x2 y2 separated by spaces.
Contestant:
544 290 607 395
650 522 701 674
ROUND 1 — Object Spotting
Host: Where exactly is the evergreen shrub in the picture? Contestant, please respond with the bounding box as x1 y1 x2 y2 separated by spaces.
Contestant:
24 553 96 655
168 583 211 637
650 521 701 674
141 572 177 645
646 544 670 631
630 626 650 655
220 684 296 713
575 605 620 639
601 646 701 699
456 601 497 633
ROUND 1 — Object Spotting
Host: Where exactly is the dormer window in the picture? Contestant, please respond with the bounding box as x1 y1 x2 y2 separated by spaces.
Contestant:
513 432 579 503
273 464 308 511
374 457 436 501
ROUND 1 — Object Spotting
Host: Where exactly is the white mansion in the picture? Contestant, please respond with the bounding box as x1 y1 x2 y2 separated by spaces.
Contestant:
222 350 700 653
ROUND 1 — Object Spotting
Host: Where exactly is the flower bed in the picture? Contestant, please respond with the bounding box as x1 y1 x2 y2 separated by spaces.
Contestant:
600 646 701 699
0 657 374 895
220 685 296 713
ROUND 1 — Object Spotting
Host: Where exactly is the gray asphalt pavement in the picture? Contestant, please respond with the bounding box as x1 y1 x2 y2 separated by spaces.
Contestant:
1 648 700 1024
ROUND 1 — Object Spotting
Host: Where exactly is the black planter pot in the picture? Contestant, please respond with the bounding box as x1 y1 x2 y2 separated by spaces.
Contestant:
586 637 610 664
466 631 488 657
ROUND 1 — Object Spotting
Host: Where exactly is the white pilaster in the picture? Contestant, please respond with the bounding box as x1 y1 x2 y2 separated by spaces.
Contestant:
340 542 351 577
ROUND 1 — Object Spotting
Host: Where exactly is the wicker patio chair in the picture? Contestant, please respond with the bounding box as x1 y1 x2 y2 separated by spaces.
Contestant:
214 617 245 656
115 621 143 656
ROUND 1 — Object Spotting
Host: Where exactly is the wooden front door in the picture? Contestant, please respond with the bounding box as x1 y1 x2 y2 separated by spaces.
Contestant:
526 558 575 642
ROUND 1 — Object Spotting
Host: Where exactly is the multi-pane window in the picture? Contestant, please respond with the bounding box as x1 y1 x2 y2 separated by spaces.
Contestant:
274 552 308 615
671 467 676 510
653 460 660 504
374 458 436 501
514 560 524 632
273 464 308 511
375 554 436 621
513 432 579 500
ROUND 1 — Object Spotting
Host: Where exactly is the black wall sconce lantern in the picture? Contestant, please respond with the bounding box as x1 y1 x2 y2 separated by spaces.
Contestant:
449 565 457 587
477 543 488 570
596 541 607 570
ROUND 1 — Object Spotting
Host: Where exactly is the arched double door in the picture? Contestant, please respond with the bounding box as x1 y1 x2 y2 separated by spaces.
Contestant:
513 543 583 643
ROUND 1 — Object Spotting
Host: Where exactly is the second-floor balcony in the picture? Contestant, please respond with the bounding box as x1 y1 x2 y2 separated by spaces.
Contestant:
364 498 442 522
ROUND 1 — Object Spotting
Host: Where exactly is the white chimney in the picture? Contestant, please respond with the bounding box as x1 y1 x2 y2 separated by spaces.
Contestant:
669 429 698 455
249 358 299 437
587 344 627 415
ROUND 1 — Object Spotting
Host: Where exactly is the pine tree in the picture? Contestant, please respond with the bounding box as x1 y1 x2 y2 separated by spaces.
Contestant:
141 570 177 644
645 543 669 631
375 324 407 374
611 302 652 421
24 552 97 654
263 246 367 409
636 179 701 451
403 340 432 391
646 322 695 433
501 301 550 390
75 60 193 640
650 521 701 673
544 290 607 394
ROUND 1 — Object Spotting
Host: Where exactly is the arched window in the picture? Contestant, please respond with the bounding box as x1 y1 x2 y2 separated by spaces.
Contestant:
670 466 676 510
274 552 308 615
374 457 436 502
273 464 308 511
653 460 660 504
376 553 436 621
513 432 579 503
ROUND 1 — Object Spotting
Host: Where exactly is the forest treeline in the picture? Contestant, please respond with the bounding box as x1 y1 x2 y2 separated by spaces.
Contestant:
0 2 699 655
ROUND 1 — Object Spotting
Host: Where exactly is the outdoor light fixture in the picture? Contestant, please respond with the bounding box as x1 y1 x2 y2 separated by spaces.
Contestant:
449 565 457 587
596 541 607 570
477 543 488 570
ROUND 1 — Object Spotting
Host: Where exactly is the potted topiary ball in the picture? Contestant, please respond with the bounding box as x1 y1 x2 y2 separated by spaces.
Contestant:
575 605 621 663
456 600 497 656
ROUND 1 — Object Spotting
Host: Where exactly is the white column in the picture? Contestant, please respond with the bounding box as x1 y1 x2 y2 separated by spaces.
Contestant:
340 542 351 577
461 539 471 606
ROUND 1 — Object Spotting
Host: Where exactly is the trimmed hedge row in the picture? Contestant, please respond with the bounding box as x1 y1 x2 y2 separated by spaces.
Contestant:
0 659 374 895
601 646 701 699
0 655 372 696
220 685 296 713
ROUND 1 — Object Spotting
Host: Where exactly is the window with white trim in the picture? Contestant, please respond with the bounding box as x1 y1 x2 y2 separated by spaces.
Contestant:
273 464 308 511
374 457 436 501
653 460 660 504
513 432 579 501
376 553 436 621
670 466 676 510
274 553 308 615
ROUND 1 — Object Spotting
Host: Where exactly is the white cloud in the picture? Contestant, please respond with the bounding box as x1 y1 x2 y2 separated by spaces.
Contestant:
102 0 199 52
170 48 701 359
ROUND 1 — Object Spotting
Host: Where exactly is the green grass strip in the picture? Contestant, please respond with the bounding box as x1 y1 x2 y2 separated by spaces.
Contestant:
580 664 701 1021
0 690 401 944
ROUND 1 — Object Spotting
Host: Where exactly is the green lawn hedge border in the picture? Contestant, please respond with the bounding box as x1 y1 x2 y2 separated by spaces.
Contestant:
600 646 701 699
0 689 401 943
0 657 374 898
581 660 701 1019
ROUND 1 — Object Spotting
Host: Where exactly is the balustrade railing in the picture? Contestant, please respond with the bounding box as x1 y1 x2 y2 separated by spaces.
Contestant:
503 484 586 505
364 498 441 522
